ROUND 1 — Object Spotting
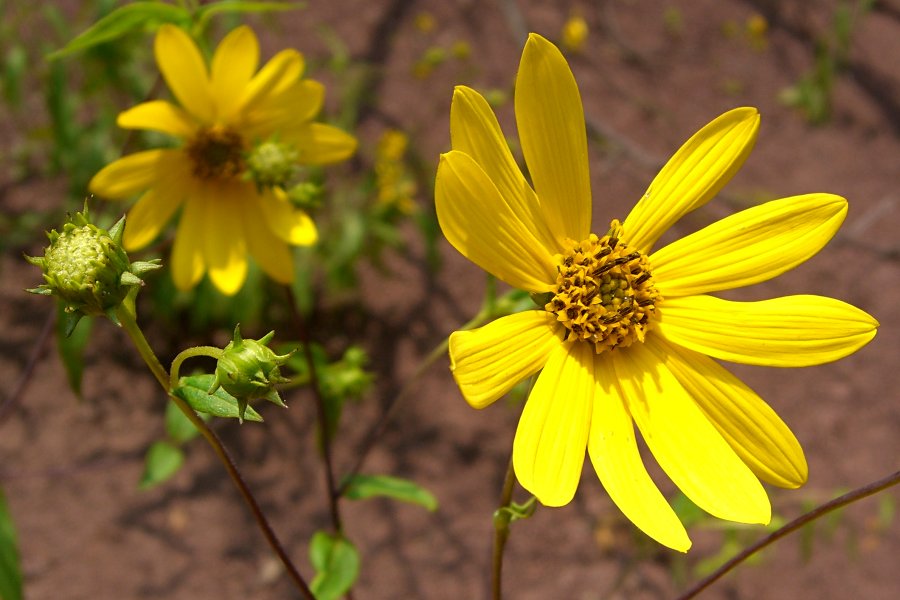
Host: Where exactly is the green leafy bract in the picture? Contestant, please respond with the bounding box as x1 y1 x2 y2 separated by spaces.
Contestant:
56 304 92 399
172 374 263 422
164 400 201 444
195 2 306 30
342 474 438 512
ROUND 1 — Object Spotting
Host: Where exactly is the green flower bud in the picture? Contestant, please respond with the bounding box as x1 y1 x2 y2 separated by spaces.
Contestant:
244 140 299 190
26 206 160 335
286 181 324 210
209 326 293 422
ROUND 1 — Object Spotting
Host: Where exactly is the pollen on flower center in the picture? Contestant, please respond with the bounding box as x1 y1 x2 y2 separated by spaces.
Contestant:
186 126 246 180
545 220 661 353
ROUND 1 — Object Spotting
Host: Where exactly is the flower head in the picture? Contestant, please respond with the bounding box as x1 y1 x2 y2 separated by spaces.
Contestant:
209 326 292 422
436 34 878 551
88 25 357 295
26 206 160 333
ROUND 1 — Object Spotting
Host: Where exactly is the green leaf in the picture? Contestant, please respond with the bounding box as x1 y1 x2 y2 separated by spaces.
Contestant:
0 487 22 600
342 474 438 512
140 441 184 489
309 531 359 600
196 1 305 30
172 374 263 422
56 305 92 399
164 400 200 444
48 2 190 60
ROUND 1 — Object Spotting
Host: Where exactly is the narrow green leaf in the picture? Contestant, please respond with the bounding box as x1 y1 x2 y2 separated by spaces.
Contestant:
0 487 22 600
140 441 184 489
196 1 305 29
56 305 92 399
164 400 200 444
172 374 263 422
48 2 190 60
342 474 438 512
309 531 359 600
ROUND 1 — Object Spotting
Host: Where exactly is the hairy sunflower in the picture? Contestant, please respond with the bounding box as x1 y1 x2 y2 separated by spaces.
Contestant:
436 33 878 551
89 25 356 294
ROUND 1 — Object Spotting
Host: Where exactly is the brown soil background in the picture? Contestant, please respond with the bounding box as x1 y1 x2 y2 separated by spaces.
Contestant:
2 1 899 598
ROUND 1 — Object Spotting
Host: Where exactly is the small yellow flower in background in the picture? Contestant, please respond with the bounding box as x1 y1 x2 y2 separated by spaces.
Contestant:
89 25 357 295
561 12 589 53
436 34 878 551
375 129 417 214
746 13 769 50
414 11 437 34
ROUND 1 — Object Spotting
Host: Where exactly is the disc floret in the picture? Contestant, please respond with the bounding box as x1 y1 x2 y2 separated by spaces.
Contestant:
545 220 661 353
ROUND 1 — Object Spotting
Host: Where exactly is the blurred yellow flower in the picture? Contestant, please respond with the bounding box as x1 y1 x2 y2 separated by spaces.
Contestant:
375 129 417 214
89 25 356 295
561 13 588 53
436 34 878 551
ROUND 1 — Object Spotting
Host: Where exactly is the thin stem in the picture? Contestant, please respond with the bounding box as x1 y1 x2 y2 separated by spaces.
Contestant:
677 469 900 600
170 346 223 391
491 455 516 600
339 305 493 494
285 287 343 534
0 307 55 424
114 304 316 600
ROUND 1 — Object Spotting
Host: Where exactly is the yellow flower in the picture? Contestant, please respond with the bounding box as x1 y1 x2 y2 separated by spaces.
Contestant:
436 34 878 552
88 25 357 295
561 13 588 53
375 129 417 214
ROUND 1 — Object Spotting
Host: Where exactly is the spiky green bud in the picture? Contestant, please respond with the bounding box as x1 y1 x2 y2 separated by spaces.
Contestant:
209 326 293 422
26 206 161 334
286 181 324 210
244 140 300 190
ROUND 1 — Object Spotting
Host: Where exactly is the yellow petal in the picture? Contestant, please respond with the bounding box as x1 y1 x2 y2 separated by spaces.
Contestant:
513 341 593 507
449 311 564 409
243 199 295 283
652 194 847 297
238 49 304 115
202 184 248 295
241 80 324 139
612 342 771 524
89 149 178 199
123 164 191 250
515 33 591 242
117 100 197 138
657 295 879 367
154 24 214 123
589 356 691 552
450 86 560 253
436 151 557 292
259 187 318 246
623 108 760 253
210 25 259 120
171 197 206 291
284 123 357 166
651 338 807 488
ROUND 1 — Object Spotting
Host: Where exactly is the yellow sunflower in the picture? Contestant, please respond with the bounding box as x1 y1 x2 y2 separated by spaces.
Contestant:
436 33 878 551
89 24 356 295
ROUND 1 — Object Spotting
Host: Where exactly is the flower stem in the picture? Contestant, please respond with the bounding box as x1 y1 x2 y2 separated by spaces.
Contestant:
491 455 517 600
285 287 344 534
169 346 223 391
114 303 315 599
676 469 900 600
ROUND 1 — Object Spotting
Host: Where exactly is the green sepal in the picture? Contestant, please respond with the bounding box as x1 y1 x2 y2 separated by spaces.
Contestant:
172 374 264 422
108 215 125 244
119 271 143 286
59 308 83 338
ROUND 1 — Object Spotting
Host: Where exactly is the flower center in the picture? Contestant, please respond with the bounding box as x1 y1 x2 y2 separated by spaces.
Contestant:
186 126 246 180
545 220 661 353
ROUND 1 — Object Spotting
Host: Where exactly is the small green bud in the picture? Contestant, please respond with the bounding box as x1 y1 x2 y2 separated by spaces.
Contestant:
209 326 293 422
285 181 324 210
26 206 160 333
244 140 300 190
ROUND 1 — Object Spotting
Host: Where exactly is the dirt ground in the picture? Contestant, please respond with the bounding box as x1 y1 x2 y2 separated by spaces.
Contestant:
2 1 899 598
